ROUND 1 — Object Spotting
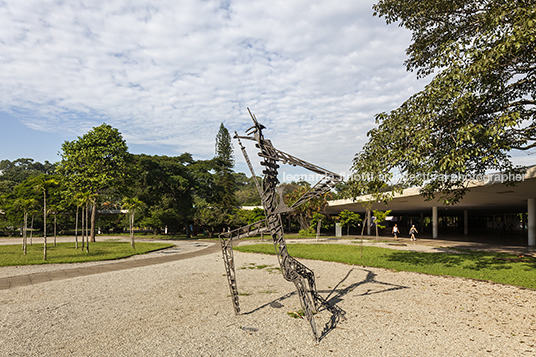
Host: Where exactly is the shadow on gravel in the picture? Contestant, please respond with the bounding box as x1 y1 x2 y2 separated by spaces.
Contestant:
317 268 408 341
243 290 344 342
242 267 409 342
242 291 296 316
322 268 409 303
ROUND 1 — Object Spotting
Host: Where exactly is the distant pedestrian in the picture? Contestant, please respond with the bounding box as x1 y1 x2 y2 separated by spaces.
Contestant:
410 225 418 241
392 224 399 241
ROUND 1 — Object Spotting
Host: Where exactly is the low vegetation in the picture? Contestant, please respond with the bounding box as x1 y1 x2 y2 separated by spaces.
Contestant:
234 243 536 290
0 242 174 266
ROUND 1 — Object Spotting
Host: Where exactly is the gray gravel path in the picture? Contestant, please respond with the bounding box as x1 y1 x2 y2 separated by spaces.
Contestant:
1 247 535 356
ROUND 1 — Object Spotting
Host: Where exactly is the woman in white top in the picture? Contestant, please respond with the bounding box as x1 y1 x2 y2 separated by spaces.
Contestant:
392 224 399 241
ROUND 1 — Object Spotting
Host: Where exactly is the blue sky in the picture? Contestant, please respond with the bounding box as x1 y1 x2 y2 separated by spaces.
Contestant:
1 0 533 179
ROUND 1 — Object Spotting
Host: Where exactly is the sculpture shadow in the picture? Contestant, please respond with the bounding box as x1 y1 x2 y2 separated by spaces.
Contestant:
315 268 409 341
243 267 409 342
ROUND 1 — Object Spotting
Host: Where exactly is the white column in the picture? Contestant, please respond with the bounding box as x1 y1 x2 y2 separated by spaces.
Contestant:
464 210 469 236
366 209 371 236
432 206 438 239
528 198 536 247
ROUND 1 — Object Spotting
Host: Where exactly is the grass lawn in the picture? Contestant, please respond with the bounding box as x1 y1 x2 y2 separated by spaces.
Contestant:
234 243 536 290
0 242 174 266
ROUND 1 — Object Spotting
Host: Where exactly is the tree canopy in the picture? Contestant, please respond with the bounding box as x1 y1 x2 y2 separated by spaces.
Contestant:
0 158 55 196
57 123 129 240
1 122 325 240
58 124 129 196
337 210 361 236
214 123 237 209
215 122 235 168
133 154 195 235
284 182 330 230
351 0 536 204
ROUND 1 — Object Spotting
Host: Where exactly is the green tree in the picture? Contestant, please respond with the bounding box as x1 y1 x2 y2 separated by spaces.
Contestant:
215 123 235 167
0 158 56 196
72 194 84 249
58 124 129 242
31 174 59 260
373 209 392 238
337 210 361 237
234 172 262 206
352 1 536 204
284 182 330 231
311 212 332 230
0 195 16 237
139 207 170 237
134 154 195 236
193 205 229 238
76 191 97 253
47 190 65 247
121 197 145 249
12 198 38 254
239 207 265 225
214 123 237 209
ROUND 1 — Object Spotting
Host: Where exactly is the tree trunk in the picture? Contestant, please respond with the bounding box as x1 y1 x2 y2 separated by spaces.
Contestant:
316 219 322 242
54 214 57 247
30 216 34 245
360 227 364 259
23 212 27 255
81 207 85 251
75 207 79 249
298 215 308 231
90 204 96 243
43 191 47 261
185 222 191 239
130 213 135 249
85 204 89 252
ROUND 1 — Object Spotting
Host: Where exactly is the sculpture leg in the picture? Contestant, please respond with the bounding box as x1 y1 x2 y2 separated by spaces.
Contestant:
294 277 319 341
220 237 240 314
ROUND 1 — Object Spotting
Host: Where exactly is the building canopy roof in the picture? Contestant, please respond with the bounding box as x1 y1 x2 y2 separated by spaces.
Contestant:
326 166 536 215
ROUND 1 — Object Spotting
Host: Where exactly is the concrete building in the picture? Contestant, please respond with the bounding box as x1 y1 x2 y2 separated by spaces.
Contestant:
325 166 536 247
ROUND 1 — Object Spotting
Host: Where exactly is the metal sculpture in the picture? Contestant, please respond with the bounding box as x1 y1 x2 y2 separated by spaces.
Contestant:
220 109 346 341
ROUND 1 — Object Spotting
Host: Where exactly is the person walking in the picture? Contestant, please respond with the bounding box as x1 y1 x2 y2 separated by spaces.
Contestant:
392 224 399 241
409 225 418 241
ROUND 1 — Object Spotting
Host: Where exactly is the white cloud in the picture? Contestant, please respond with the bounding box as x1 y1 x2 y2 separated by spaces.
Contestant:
0 0 428 176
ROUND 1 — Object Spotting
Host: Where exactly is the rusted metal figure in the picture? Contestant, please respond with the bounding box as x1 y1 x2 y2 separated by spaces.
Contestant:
219 108 345 341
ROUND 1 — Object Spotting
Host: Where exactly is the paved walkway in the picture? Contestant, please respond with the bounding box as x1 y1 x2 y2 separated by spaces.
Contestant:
281 234 536 257
372 235 536 256
0 240 220 290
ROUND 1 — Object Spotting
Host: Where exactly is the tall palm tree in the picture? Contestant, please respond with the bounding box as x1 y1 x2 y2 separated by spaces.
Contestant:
121 197 145 249
13 198 37 255
76 191 97 253
72 195 85 250
32 175 59 261
28 208 38 245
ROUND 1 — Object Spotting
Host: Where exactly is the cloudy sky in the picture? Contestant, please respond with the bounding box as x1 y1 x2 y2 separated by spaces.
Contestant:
3 0 530 179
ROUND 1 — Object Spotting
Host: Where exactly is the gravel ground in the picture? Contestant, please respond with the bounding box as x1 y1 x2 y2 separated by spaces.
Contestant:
1 247 535 356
